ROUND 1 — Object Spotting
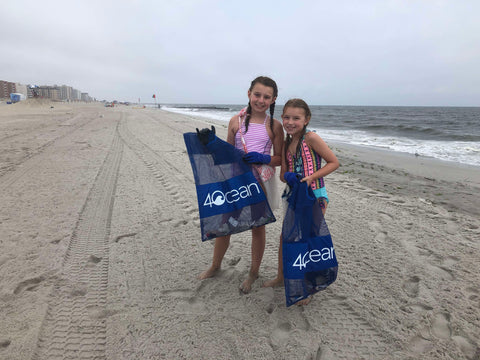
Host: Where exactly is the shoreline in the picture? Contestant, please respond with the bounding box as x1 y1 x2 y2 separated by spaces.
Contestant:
329 141 480 216
330 140 480 186
157 105 480 169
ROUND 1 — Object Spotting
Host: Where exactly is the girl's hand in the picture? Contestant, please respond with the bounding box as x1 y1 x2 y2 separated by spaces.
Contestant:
243 152 271 164
300 175 313 187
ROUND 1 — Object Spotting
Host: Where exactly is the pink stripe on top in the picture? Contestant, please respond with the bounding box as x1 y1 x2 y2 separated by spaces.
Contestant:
235 115 272 155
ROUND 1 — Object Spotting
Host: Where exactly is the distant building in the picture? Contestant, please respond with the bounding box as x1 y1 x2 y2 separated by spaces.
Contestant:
59 85 73 101
81 92 93 102
72 89 81 101
15 83 28 97
1 79 94 102
0 80 16 99
37 85 60 100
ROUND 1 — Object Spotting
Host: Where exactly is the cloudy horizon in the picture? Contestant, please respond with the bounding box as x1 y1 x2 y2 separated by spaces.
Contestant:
1 1 479 106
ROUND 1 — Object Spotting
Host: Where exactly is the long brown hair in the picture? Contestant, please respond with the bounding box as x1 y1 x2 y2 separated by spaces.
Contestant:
244 76 278 134
283 98 312 160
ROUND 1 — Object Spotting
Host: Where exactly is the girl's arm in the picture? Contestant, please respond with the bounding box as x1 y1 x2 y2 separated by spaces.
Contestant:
270 119 284 167
302 132 339 186
226 115 239 146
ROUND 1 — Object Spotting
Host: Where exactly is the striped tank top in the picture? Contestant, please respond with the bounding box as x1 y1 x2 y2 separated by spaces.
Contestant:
287 131 325 190
235 114 272 155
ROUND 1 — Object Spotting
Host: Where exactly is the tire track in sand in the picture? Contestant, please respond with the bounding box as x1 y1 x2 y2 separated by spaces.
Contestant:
117 117 197 227
0 112 100 189
32 120 123 359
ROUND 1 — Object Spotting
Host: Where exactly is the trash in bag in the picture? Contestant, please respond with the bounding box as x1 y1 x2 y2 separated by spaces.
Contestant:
282 181 338 306
184 129 275 241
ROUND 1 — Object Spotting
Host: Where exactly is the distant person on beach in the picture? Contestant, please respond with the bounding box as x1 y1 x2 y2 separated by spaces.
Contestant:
198 76 284 293
263 98 339 305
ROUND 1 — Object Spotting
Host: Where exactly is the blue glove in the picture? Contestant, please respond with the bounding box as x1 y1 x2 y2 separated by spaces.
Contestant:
243 152 271 164
196 126 216 146
284 172 301 186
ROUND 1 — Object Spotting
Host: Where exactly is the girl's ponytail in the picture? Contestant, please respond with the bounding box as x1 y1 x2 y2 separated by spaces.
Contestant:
245 102 252 132
284 133 292 160
269 102 275 136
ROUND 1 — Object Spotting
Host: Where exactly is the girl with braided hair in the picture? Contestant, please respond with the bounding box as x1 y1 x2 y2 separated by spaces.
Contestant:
198 76 284 294
263 98 339 305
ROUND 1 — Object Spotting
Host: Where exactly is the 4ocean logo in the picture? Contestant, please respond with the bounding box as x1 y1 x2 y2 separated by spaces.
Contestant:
196 174 266 219
284 238 338 278
203 182 261 207
291 247 335 270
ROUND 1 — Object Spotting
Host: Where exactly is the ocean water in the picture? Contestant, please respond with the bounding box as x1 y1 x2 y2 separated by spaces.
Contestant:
159 104 480 167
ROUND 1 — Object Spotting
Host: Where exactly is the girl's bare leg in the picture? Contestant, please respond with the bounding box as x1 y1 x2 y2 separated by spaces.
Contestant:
239 226 265 293
198 235 230 279
262 236 284 287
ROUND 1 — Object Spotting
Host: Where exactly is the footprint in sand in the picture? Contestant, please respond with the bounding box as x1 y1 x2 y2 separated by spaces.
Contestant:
431 313 451 339
445 221 459 235
441 255 459 267
175 297 207 314
428 264 454 281
408 335 433 355
174 219 188 227
265 303 275 314
402 276 420 298
315 346 338 360
452 335 479 359
374 231 387 243
422 254 457 281
164 289 208 314
368 221 382 232
465 286 479 302
13 276 45 295
270 322 292 347
400 303 433 314
411 311 478 358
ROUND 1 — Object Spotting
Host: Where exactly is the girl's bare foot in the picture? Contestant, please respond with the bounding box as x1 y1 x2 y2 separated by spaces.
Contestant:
197 266 220 280
262 277 284 288
296 296 312 306
239 273 259 294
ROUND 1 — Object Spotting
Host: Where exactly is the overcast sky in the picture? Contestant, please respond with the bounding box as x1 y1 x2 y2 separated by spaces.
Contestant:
1 1 479 106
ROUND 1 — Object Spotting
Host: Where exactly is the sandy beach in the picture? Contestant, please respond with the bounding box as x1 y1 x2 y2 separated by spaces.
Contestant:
0 100 479 359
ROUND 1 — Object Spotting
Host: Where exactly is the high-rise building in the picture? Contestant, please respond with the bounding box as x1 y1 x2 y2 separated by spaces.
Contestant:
59 85 73 100
0 80 16 99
